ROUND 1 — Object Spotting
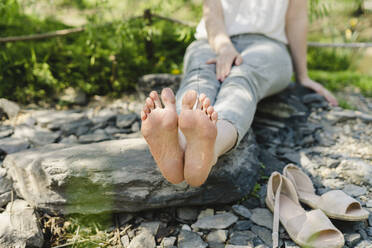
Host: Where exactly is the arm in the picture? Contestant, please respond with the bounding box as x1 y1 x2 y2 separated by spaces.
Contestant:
285 0 338 106
203 0 243 82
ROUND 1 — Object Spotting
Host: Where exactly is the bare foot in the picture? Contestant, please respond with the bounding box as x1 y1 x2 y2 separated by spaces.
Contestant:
179 90 218 187
141 88 184 184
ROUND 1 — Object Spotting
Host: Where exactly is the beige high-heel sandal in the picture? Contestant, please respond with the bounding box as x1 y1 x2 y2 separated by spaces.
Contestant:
266 172 344 248
283 164 369 221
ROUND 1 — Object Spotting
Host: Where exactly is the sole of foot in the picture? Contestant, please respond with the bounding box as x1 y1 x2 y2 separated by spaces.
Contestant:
141 88 184 184
179 90 218 187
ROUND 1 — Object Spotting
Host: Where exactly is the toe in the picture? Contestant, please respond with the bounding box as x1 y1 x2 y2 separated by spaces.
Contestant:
143 105 150 115
203 98 210 113
211 111 218 124
182 90 198 110
141 110 147 121
161 88 176 108
150 91 162 108
198 93 206 110
207 106 214 117
146 97 155 110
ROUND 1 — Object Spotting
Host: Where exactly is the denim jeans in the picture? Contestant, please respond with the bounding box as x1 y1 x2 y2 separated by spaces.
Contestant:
176 34 293 147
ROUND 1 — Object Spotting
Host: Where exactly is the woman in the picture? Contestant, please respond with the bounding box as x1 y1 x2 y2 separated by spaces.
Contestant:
140 0 338 187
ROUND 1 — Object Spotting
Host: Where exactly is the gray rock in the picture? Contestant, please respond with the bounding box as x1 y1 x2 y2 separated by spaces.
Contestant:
254 245 269 248
198 208 214 220
60 117 94 136
367 227 372 236
137 74 182 96
128 230 155 248
177 207 199 221
78 130 110 144
4 132 260 214
233 220 253 231
104 126 123 135
182 224 192 231
0 137 29 154
366 200 372 208
60 87 87 105
369 215 372 227
161 237 176 247
139 221 161 235
225 245 254 248
13 124 60 146
232 205 252 219
302 93 326 104
355 240 372 248
251 225 272 247
131 121 140 132
178 230 207 248
0 168 12 207
34 110 84 127
0 126 13 139
0 98 20 119
192 213 238 230
90 108 117 125
0 199 43 247
0 191 11 208
343 184 367 197
250 208 273 230
345 233 361 247
206 230 228 243
336 159 372 186
208 242 225 248
116 114 137 129
228 230 256 245
121 235 130 247
59 135 78 144
284 240 300 248
118 213 133 226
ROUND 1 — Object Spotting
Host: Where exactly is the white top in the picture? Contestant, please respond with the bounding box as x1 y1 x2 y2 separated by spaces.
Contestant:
195 0 289 44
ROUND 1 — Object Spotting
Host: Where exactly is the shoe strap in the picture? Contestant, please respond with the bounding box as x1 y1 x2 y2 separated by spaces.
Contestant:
272 177 282 248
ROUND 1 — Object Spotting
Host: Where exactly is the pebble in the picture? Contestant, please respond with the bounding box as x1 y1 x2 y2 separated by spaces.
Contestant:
250 208 273 230
251 225 273 247
345 233 362 247
343 184 367 197
197 208 214 220
228 230 256 245
177 230 208 248
181 224 191 231
367 227 372 236
177 207 199 221
366 200 372 208
233 220 253 231
192 212 238 230
225 245 254 248
355 240 372 248
232 204 252 219
161 236 176 247
128 230 155 248
206 230 228 243
138 221 161 235
120 235 130 247
284 240 300 248
116 113 137 128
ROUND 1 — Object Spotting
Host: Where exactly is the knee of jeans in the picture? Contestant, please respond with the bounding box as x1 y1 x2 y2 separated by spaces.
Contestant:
223 66 261 101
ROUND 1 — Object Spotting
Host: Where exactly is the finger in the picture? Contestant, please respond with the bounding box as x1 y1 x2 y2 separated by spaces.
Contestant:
324 91 338 106
235 55 243 65
206 58 217 64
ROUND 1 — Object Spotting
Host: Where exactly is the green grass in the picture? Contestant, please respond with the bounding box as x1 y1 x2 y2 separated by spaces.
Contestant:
309 70 372 97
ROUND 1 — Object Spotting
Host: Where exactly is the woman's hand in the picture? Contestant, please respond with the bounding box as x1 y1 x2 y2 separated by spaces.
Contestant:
206 43 243 82
299 77 338 106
